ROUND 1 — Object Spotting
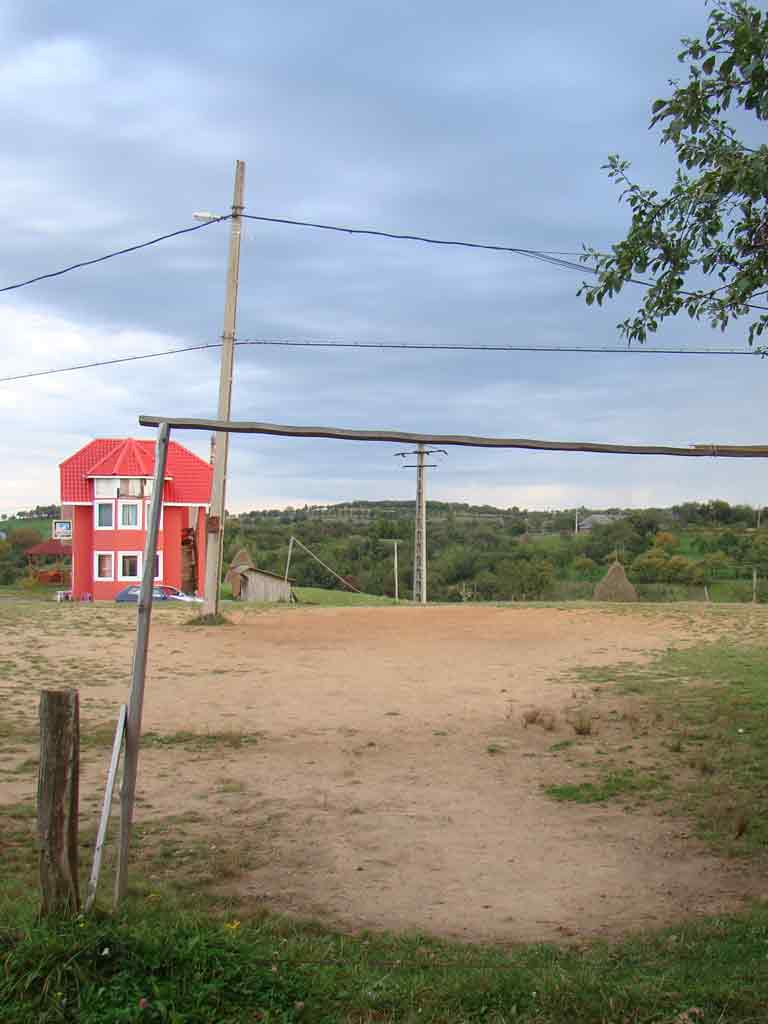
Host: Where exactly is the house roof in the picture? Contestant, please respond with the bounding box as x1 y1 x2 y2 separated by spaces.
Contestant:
239 566 295 582
86 438 156 478
60 438 212 504
26 539 71 558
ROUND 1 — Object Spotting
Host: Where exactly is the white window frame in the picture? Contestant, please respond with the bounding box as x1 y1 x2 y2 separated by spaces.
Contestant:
95 500 115 531
118 551 142 581
115 551 163 582
93 551 114 581
118 500 142 530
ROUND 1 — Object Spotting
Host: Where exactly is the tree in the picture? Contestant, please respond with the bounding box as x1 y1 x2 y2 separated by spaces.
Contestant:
581 1 768 345
8 527 42 551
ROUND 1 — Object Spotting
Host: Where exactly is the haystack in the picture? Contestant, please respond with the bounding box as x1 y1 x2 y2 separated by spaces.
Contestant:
593 561 637 602
225 548 254 599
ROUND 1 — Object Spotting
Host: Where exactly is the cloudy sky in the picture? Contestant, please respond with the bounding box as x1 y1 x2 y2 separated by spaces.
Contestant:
1 0 765 515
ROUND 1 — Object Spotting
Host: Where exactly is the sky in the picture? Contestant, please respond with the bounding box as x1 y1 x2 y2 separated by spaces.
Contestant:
1 0 765 515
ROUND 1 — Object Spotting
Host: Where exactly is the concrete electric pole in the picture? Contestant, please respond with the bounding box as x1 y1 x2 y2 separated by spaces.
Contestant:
202 160 245 617
395 443 446 604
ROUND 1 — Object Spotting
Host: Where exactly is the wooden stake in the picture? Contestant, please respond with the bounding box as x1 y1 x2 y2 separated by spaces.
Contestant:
38 689 80 917
114 422 171 906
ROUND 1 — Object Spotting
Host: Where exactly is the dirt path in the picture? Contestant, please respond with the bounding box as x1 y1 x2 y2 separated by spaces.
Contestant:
3 603 764 943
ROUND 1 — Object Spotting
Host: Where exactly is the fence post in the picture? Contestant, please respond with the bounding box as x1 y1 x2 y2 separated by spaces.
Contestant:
38 689 80 917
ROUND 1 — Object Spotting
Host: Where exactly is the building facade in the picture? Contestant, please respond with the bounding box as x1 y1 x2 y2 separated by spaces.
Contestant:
60 438 212 600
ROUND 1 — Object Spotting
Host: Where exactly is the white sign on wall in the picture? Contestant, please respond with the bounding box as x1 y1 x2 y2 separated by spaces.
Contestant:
52 520 72 541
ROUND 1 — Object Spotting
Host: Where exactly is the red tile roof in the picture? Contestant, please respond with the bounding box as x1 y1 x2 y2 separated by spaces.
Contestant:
87 438 155 477
60 439 212 504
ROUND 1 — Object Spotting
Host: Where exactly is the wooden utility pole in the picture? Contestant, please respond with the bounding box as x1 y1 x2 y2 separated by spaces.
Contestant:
115 422 171 905
383 539 400 601
38 689 80 917
202 160 246 617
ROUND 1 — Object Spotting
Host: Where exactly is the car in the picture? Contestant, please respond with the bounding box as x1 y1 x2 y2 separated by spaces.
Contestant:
115 585 203 603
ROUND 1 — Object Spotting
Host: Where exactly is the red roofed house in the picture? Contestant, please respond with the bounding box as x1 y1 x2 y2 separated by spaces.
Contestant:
60 438 212 600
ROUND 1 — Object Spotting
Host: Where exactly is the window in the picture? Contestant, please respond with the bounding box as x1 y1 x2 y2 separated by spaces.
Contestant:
119 501 140 529
94 552 114 580
119 553 141 580
95 501 114 529
144 479 153 497
94 479 118 498
120 478 143 497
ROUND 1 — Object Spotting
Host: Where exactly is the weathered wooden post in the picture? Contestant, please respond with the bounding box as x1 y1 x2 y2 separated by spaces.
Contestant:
114 421 170 906
38 689 80 917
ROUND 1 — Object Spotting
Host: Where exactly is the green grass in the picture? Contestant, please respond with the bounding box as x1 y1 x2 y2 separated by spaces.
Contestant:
545 768 665 804
550 637 768 851
3 898 768 1023
1 517 53 538
293 586 401 607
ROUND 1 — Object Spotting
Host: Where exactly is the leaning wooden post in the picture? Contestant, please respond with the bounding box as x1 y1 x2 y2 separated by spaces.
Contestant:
114 421 171 906
38 689 80 917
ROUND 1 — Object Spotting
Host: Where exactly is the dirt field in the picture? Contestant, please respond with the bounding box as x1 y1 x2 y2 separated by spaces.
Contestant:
2 600 765 944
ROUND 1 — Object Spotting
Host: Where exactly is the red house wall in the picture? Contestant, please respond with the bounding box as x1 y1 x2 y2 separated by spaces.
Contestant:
69 502 207 601
163 507 183 590
195 510 207 595
72 506 93 600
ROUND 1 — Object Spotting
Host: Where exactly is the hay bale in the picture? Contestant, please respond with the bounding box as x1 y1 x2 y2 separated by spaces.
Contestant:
225 548 254 600
229 548 253 572
593 561 637 602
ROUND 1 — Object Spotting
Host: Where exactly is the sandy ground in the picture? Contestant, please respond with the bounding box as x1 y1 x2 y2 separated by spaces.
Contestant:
3 602 765 944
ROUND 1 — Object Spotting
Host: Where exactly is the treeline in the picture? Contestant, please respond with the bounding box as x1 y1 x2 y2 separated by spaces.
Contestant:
1 505 60 521
224 501 768 602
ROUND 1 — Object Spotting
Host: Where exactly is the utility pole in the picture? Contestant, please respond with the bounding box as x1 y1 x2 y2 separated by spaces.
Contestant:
202 160 245 617
382 539 400 601
395 443 446 604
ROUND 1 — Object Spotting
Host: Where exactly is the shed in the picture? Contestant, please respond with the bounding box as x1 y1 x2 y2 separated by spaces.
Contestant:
26 539 72 586
225 549 294 602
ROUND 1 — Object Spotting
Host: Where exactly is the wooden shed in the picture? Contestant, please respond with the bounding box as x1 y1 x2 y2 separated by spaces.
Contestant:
225 549 294 603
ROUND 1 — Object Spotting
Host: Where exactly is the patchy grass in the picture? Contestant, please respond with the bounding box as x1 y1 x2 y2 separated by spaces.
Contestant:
184 612 233 627
548 638 768 853
545 768 666 804
293 586 400 607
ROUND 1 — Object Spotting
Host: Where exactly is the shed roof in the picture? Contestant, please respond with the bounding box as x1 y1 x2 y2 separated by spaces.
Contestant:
26 539 71 558
237 566 295 583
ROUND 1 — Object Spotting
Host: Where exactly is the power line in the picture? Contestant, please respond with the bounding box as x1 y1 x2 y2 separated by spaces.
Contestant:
243 214 768 310
239 339 767 356
2 338 765 384
243 213 592 268
0 343 221 382
0 217 229 294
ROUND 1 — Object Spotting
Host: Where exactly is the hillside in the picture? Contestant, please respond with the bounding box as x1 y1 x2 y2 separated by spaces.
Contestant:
226 500 768 604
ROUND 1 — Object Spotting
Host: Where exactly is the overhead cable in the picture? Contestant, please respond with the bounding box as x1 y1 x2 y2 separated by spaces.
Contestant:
242 214 591 268
0 217 229 294
2 337 764 384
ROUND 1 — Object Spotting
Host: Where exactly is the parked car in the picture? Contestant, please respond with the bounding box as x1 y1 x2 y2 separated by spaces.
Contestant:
115 585 202 604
